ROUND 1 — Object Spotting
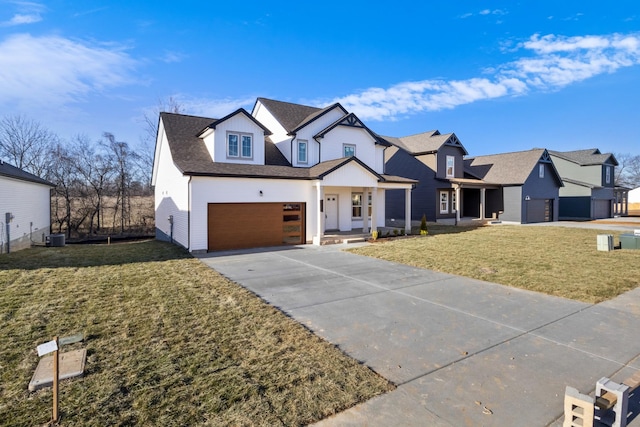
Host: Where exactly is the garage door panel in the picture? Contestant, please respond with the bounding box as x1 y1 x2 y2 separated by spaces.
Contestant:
208 203 305 251
593 200 611 219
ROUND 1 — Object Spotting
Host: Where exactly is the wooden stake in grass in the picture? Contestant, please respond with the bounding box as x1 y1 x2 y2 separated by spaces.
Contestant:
53 336 59 423
36 337 60 423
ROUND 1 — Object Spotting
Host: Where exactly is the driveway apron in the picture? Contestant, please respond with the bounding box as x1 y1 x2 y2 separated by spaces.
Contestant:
197 245 640 427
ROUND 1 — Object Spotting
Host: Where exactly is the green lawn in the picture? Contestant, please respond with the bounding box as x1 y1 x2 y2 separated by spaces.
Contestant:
352 225 640 303
0 241 392 426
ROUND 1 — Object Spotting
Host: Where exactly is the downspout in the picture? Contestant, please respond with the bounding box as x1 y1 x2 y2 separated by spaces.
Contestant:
5 212 13 253
188 176 192 251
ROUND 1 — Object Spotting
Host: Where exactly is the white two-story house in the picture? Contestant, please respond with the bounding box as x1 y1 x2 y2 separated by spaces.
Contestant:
152 98 415 252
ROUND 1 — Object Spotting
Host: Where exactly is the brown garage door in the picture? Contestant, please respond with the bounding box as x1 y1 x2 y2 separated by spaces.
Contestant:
208 203 305 251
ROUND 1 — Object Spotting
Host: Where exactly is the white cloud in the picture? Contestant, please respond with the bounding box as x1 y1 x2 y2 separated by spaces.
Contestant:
329 32 640 121
1 13 41 26
0 33 138 109
167 95 257 118
1 1 45 26
161 50 187 63
463 9 507 18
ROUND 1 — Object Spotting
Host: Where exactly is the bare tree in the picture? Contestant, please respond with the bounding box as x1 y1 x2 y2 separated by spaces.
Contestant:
72 135 115 234
49 143 80 238
615 153 640 188
0 115 58 177
103 132 139 233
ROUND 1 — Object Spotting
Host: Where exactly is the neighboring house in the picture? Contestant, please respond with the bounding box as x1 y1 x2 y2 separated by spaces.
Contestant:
384 130 473 223
152 98 415 252
464 149 563 224
384 131 563 224
629 187 640 216
548 149 618 219
0 160 54 253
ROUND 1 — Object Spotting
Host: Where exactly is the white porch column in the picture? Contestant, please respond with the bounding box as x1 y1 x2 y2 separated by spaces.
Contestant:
313 184 325 245
362 188 369 233
480 188 486 220
370 189 378 235
455 185 461 224
405 188 411 234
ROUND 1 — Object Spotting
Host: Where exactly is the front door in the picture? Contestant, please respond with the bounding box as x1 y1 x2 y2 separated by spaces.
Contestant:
325 194 338 230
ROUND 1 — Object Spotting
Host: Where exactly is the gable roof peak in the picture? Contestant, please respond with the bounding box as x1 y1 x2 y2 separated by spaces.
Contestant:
198 108 272 136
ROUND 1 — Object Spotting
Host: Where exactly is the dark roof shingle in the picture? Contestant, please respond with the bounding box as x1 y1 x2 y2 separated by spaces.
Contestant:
0 161 54 186
548 149 618 166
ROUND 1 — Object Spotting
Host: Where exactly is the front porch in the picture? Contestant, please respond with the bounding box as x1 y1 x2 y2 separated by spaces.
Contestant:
312 182 414 245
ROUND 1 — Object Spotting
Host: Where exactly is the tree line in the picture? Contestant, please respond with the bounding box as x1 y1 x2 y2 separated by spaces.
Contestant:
0 114 156 239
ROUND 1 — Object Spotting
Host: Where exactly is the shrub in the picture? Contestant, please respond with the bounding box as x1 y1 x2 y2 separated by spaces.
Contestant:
420 214 428 235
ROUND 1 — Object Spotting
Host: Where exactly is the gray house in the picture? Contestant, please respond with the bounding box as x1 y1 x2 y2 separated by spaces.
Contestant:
385 133 564 224
548 149 618 219
384 130 471 223
464 149 563 223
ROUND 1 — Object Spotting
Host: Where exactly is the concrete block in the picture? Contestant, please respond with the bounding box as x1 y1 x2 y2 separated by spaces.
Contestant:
563 386 594 427
596 377 630 427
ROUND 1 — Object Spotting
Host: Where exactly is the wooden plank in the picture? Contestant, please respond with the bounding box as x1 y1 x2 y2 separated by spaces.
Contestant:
594 372 640 411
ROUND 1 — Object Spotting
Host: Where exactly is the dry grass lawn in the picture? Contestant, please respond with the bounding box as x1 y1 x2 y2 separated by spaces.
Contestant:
352 225 640 303
0 241 392 426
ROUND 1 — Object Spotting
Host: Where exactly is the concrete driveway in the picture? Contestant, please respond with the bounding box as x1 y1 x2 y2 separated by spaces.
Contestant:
197 244 640 426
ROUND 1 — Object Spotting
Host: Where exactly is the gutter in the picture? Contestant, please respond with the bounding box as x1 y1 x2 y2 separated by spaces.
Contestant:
188 175 192 251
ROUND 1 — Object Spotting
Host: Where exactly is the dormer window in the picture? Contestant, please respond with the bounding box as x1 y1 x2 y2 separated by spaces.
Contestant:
605 166 611 184
227 132 253 159
344 144 356 157
446 156 455 178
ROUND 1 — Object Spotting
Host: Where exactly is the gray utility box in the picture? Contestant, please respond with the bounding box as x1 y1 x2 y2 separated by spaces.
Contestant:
47 234 65 247
597 234 614 252
620 234 640 250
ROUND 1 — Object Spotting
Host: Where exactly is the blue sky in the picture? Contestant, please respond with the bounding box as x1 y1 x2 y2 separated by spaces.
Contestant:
1 1 639 156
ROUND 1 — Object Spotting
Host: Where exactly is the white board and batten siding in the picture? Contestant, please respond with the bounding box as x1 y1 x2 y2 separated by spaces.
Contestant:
321 161 380 188
189 177 316 251
0 175 51 251
252 102 292 161
202 114 266 165
154 124 191 248
320 127 379 170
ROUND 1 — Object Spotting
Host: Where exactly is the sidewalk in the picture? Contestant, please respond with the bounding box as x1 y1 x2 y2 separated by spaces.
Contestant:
198 244 640 426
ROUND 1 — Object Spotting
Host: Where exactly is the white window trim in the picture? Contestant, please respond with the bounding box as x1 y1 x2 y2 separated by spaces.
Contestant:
351 192 372 219
241 134 253 159
446 155 455 178
539 164 545 178
440 191 449 214
352 192 363 219
298 139 308 164
343 144 356 157
226 132 254 159
605 166 611 184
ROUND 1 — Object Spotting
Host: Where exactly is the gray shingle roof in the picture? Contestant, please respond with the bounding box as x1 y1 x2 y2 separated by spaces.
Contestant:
548 149 618 166
159 112 413 183
562 177 602 189
383 130 467 155
0 160 54 186
464 149 555 185
255 98 351 134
